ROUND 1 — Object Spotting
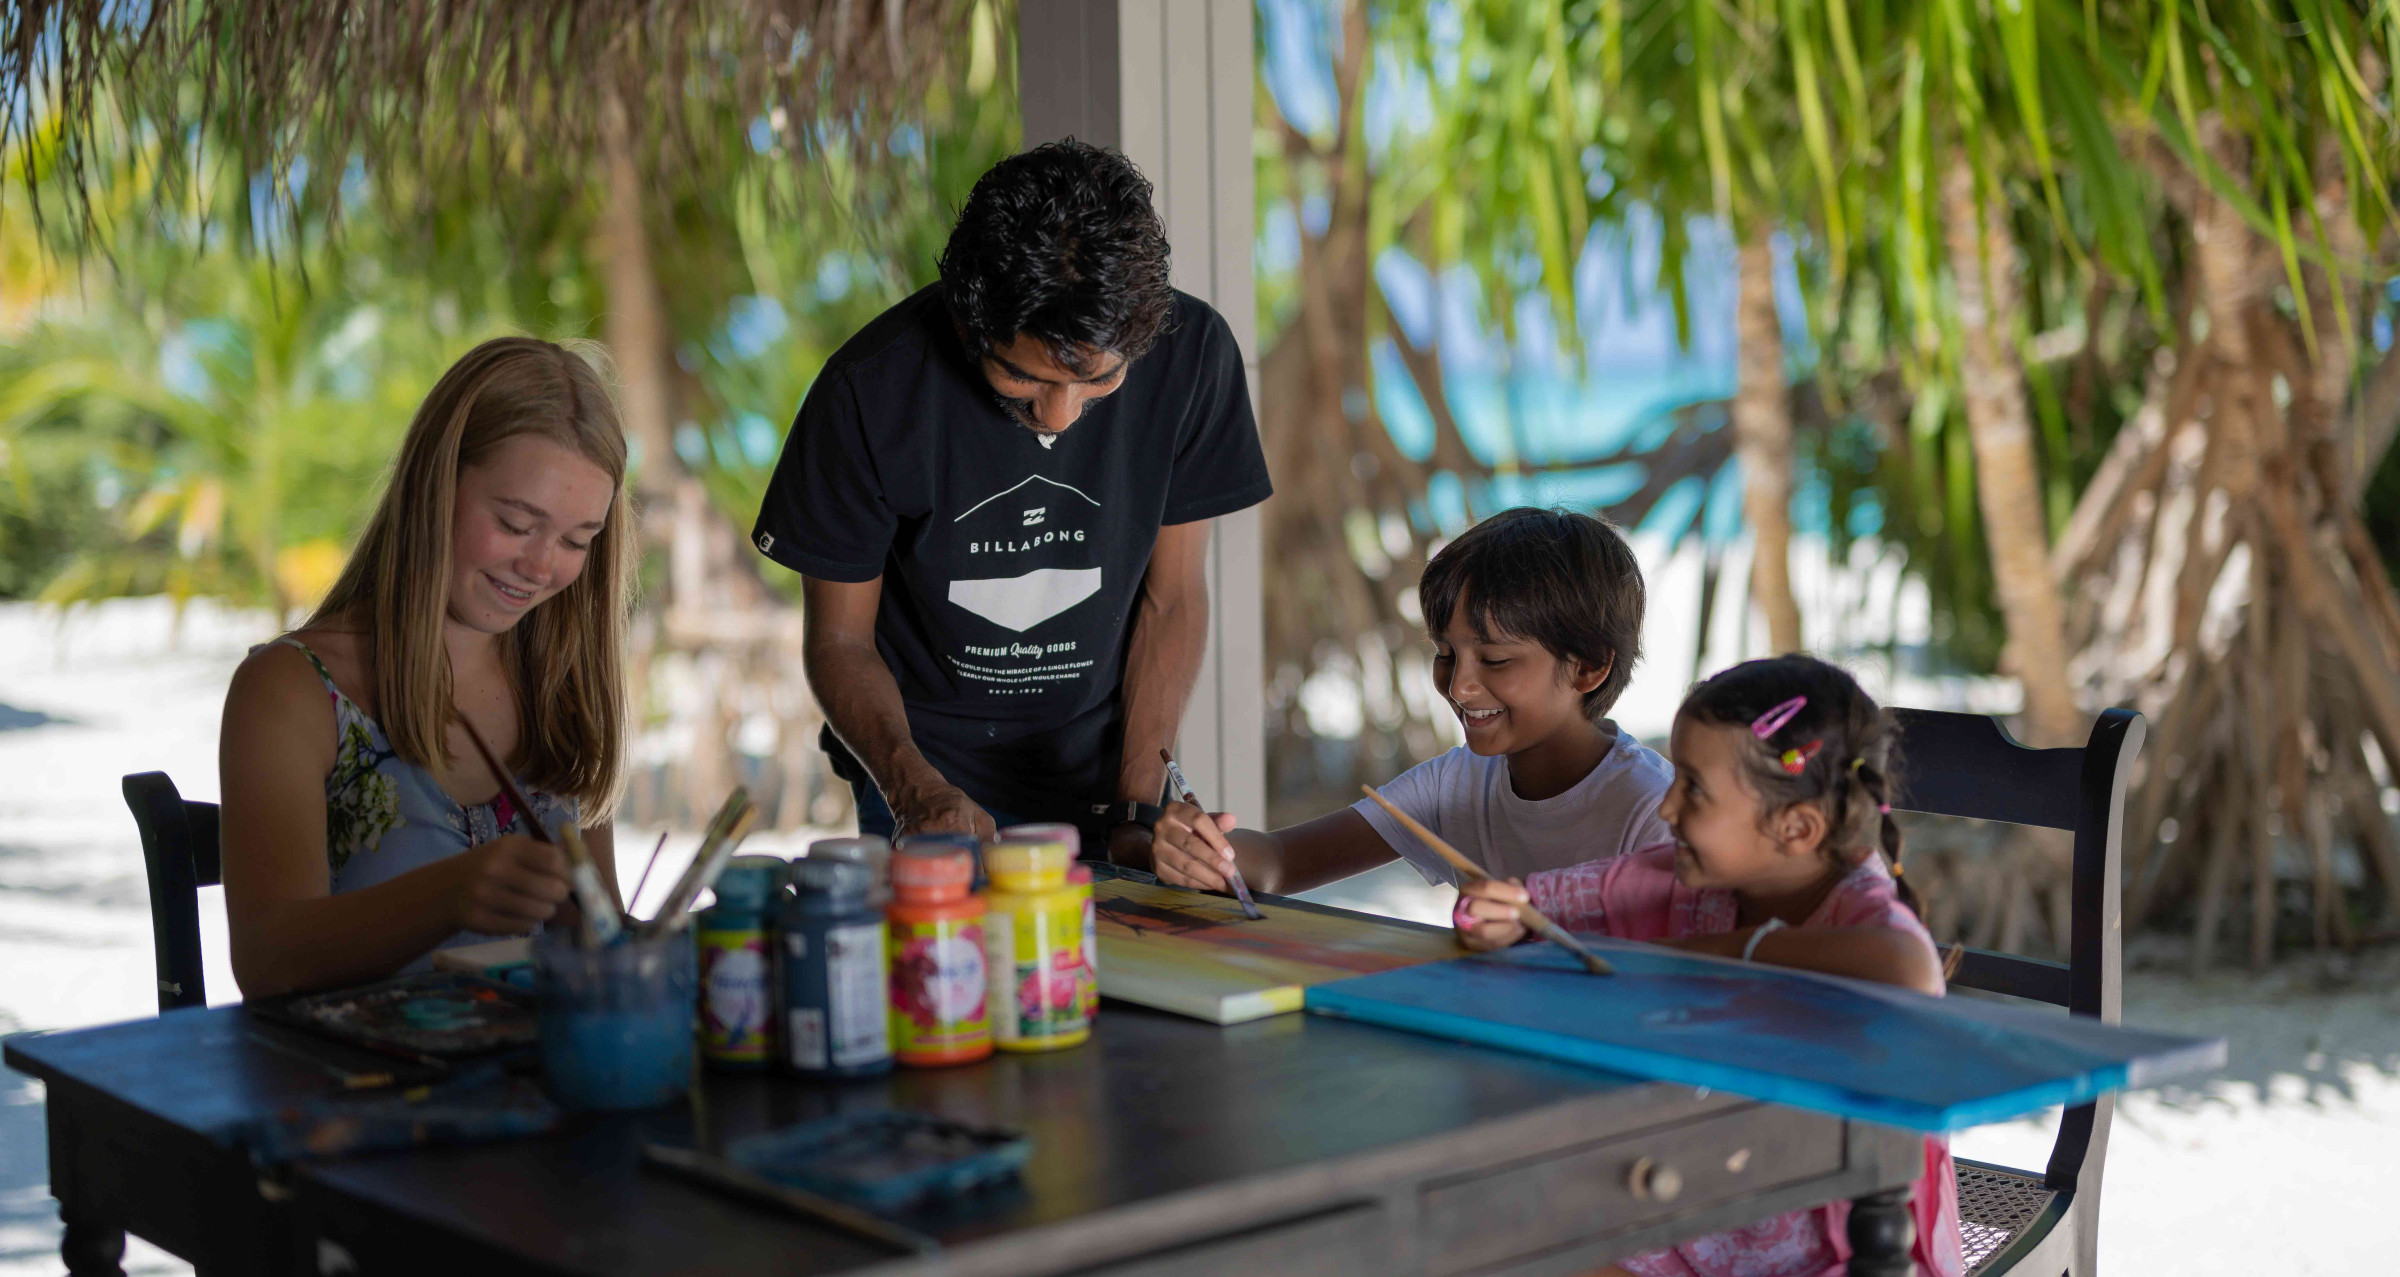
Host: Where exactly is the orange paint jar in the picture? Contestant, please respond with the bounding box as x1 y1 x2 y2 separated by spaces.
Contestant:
887 844 992 1067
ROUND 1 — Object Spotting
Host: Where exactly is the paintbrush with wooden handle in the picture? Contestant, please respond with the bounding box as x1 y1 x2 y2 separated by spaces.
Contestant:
457 715 621 948
643 788 758 938
1359 785 1613 975
1160 748 1262 919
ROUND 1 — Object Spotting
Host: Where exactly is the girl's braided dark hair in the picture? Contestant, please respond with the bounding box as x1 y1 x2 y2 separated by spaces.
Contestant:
1679 655 1927 923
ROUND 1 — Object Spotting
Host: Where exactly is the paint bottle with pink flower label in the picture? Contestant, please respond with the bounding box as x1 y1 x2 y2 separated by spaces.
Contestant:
886 845 991 1067
981 835 1091 1052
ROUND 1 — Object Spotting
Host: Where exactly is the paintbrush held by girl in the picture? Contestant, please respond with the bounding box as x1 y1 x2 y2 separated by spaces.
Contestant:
218 337 634 997
1453 655 1965 1277
1147 506 1672 898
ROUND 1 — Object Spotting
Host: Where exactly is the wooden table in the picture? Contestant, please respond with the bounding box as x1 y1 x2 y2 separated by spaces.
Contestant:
9 997 1924 1277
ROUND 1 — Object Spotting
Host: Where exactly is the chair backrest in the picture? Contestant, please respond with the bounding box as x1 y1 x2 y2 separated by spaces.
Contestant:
1887 706 2144 1204
121 772 221 1013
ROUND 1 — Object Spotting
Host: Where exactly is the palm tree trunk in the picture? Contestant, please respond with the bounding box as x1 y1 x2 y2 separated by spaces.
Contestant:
1940 154 2080 748
1732 225 1803 654
599 101 745 823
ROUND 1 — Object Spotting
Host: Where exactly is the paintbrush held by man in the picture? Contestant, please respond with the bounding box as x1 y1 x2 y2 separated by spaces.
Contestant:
1144 507 1674 903
1451 655 1966 1277
217 337 639 997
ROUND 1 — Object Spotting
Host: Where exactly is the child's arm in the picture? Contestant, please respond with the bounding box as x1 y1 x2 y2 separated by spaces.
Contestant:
1663 925 1944 995
1146 806 1399 895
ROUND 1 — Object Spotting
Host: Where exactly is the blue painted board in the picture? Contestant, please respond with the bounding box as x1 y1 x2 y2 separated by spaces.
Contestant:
1304 940 2224 1132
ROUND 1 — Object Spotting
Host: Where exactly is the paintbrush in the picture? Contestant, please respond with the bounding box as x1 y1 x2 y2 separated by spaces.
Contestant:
643 788 758 937
245 1029 401 1090
628 831 669 917
457 715 621 948
1159 748 1261 920
1359 784 1614 975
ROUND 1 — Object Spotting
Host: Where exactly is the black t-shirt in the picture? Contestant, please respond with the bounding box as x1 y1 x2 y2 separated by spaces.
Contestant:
752 285 1272 822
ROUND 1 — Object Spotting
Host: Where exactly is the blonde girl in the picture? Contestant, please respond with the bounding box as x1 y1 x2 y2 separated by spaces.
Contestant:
220 336 633 996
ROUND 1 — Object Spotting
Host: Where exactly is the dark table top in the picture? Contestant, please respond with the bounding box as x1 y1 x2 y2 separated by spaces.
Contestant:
9 998 1784 1277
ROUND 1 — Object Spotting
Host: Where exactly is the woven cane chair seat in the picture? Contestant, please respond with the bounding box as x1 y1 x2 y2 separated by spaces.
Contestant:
1955 1159 2059 1275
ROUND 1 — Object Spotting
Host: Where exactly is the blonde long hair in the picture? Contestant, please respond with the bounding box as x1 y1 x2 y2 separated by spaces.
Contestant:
310 336 634 814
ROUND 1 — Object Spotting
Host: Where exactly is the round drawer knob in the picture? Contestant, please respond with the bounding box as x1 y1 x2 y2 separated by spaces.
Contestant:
1628 1157 1684 1203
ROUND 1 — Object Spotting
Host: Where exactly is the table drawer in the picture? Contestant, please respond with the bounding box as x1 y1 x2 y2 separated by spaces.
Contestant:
1074 1203 1389 1277
1419 1105 1842 1274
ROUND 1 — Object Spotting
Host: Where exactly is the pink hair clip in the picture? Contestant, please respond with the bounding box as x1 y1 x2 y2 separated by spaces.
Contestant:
1751 695 1808 739
1778 740 1823 774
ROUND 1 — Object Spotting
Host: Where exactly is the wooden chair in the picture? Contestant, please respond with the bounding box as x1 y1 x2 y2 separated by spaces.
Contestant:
122 772 221 1013
1889 707 2145 1277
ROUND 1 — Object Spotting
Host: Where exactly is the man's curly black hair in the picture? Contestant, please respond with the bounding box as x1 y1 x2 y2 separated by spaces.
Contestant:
939 139 1176 375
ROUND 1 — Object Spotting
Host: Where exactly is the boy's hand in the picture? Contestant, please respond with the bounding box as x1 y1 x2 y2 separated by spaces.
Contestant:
1150 800 1241 892
1453 876 1531 951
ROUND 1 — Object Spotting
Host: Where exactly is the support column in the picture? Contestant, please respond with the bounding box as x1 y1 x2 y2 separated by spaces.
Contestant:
1020 0 1265 822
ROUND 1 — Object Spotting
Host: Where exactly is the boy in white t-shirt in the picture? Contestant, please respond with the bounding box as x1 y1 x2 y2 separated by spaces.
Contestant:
1145 507 1670 894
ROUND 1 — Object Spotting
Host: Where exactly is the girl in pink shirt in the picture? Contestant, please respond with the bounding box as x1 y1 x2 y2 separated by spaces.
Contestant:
1455 655 1964 1277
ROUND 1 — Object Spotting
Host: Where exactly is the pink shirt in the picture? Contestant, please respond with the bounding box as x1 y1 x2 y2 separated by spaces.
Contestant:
1526 845 1965 1277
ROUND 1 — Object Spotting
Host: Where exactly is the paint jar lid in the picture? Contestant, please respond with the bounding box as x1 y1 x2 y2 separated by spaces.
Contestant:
890 845 975 900
809 835 890 880
711 854 787 911
985 838 1072 892
997 822 1083 860
787 856 875 903
896 832 985 891
895 832 980 854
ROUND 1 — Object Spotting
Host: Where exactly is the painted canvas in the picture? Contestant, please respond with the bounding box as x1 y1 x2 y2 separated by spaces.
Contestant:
1093 878 1462 1023
1305 941 2225 1131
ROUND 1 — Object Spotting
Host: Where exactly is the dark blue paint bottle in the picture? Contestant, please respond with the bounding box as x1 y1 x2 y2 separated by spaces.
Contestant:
778 856 893 1079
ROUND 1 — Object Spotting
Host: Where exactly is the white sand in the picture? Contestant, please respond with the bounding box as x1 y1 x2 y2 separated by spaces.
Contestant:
3 597 2392 1273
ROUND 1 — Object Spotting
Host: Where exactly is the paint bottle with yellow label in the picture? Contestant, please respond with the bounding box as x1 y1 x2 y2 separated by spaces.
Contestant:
887 844 991 1067
697 853 785 1070
982 835 1090 1051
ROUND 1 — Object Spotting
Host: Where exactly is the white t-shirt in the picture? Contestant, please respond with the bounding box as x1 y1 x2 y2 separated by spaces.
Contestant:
1349 723 1674 887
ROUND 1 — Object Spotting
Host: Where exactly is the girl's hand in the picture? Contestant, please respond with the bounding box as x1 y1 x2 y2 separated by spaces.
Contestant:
446 834 572 935
1150 800 1241 891
1454 876 1531 951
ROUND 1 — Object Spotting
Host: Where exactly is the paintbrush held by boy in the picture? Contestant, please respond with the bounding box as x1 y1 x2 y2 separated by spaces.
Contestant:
217 338 636 997
1452 656 1964 1277
1145 507 1671 899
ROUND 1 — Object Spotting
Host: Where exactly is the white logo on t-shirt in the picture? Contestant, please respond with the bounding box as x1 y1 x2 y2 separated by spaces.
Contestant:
1023 506 1046 526
948 567 1104 632
953 475 1101 523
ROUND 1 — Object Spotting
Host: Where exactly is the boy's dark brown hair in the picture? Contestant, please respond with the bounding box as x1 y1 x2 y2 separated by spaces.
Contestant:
1417 507 1644 723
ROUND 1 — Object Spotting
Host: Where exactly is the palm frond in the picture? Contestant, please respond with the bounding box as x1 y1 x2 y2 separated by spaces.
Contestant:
2 0 989 247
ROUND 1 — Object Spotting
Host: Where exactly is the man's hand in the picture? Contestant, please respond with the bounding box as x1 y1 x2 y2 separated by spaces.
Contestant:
889 779 998 842
803 573 997 845
1149 800 1241 891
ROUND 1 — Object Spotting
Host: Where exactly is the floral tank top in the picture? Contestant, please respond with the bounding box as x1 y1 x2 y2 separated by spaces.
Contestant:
274 637 575 959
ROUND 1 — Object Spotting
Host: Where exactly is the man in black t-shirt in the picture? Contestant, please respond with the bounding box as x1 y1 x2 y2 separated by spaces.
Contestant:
752 140 1272 859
